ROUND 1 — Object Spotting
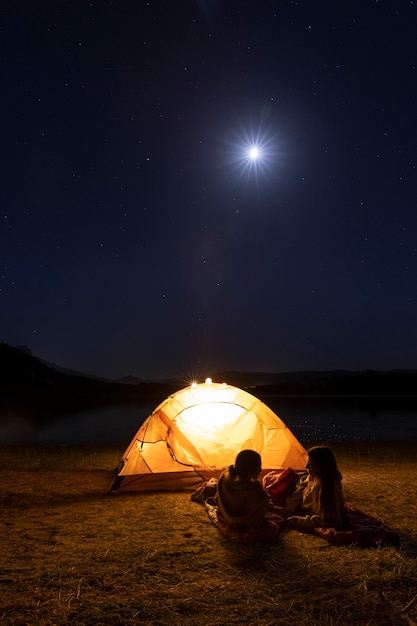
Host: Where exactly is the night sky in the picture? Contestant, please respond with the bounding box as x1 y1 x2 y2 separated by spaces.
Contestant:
2 1 417 381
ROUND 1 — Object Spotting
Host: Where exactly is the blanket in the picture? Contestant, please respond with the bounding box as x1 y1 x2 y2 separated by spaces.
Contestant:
288 501 401 547
192 477 401 547
205 501 285 544
191 478 284 544
263 469 400 546
262 467 301 506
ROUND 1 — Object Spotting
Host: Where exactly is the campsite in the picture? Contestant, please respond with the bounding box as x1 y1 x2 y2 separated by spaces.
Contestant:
1 381 417 625
3 1 417 622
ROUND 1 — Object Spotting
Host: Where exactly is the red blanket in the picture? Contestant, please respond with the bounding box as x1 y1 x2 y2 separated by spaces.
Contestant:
193 476 401 547
309 501 400 547
262 469 400 546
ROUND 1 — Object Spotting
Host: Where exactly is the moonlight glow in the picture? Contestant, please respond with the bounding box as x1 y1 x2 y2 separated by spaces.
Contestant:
221 121 280 185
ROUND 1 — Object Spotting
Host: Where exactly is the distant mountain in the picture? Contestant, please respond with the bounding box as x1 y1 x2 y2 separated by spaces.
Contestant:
194 368 417 397
10 344 110 381
2 343 417 423
224 368 417 397
0 343 176 421
210 370 350 388
114 375 144 385
107 366 417 397
0 343 71 385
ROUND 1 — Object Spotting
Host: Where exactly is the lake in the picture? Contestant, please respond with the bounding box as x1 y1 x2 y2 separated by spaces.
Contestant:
0 396 416 445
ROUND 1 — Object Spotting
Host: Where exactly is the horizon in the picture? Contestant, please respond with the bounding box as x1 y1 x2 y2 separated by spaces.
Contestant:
5 342 417 383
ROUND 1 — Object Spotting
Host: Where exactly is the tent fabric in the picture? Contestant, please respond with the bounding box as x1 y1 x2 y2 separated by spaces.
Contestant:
110 380 308 492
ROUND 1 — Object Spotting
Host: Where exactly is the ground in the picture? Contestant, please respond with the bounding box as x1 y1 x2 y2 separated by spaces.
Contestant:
0 442 416 625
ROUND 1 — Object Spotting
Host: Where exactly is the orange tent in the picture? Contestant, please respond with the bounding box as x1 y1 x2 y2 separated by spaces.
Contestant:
110 379 307 492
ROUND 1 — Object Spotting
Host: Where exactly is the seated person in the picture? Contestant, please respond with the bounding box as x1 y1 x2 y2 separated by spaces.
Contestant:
262 445 400 546
216 449 276 528
191 450 285 543
284 445 346 530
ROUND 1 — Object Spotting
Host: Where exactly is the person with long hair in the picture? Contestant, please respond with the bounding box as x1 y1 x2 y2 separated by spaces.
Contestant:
262 445 400 545
285 445 346 530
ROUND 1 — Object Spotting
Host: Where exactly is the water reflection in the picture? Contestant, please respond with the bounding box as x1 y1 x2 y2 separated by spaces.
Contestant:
0 403 155 446
0 397 416 445
266 396 417 442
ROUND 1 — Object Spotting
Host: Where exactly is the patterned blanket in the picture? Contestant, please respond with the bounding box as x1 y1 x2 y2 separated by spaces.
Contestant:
191 478 285 544
191 476 401 547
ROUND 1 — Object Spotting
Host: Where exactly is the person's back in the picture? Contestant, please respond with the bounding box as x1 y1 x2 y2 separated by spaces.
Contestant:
216 450 270 528
217 466 269 527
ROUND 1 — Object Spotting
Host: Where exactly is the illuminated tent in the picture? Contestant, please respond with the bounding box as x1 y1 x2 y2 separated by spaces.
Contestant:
110 379 307 492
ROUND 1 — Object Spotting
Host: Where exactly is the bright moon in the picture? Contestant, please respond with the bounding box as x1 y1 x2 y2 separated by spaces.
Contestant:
222 123 279 183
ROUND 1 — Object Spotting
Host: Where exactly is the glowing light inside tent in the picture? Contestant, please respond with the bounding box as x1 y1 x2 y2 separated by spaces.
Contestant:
178 403 250 437
173 381 246 435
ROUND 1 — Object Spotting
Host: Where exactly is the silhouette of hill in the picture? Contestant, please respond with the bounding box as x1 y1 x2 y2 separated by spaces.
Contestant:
2 343 417 425
0 344 176 422
211 369 417 397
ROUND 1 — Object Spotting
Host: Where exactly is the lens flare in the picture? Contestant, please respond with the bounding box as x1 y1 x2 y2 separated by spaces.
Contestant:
220 120 280 186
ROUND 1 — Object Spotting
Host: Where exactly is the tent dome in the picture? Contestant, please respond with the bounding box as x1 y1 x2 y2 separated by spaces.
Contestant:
110 379 307 491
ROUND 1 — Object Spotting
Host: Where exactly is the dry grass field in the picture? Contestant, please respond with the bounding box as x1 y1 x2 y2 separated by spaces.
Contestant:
0 441 416 625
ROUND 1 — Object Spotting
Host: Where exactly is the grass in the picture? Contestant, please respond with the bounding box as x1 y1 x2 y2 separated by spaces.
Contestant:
0 442 416 625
